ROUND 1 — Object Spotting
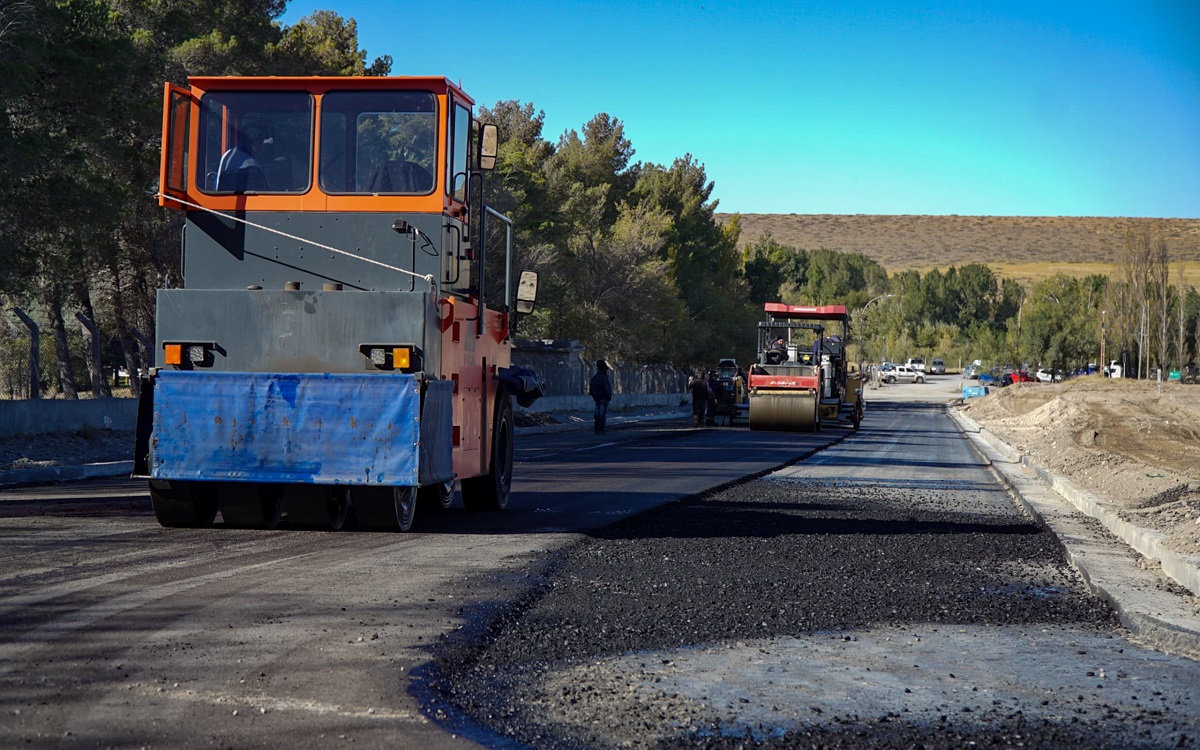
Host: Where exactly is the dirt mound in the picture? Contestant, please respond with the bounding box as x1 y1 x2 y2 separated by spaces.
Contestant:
961 377 1200 557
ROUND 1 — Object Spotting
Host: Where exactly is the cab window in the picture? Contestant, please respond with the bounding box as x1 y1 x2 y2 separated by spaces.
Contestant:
319 91 437 195
197 91 313 194
448 103 470 202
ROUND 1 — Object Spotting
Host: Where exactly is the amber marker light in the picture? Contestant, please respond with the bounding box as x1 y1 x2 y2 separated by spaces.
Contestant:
393 347 411 369
164 344 183 366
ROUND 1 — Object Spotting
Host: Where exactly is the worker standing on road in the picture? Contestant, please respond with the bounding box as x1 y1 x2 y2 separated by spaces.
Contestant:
688 370 714 428
706 371 722 426
589 359 613 434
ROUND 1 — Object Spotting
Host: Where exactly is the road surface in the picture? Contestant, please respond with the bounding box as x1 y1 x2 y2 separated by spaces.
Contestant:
0 411 836 748
2 380 1196 749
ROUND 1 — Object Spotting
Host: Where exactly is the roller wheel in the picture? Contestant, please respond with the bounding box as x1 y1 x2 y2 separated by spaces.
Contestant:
748 393 819 432
354 486 417 532
149 479 218 528
218 483 285 529
462 396 513 511
287 486 349 530
419 479 457 511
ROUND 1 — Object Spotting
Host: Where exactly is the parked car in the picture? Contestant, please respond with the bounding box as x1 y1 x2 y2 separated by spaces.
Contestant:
1035 368 1061 383
977 372 1000 387
930 358 946 375
884 365 925 384
906 357 926 372
1010 370 1036 384
963 364 978 379
1182 362 1199 385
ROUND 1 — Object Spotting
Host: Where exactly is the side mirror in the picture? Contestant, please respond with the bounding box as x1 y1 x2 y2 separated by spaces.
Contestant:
479 123 498 171
515 270 538 314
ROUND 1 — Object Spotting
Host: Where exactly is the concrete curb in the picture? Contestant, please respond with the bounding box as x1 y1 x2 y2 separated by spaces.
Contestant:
950 407 1200 659
955 409 1200 597
0 461 134 489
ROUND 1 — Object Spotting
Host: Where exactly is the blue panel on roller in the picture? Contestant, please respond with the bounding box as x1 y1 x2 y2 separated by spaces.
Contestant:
150 371 419 485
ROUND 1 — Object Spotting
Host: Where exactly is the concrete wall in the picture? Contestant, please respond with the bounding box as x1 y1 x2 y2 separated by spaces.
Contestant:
0 398 138 437
512 339 689 413
522 392 688 414
0 340 685 435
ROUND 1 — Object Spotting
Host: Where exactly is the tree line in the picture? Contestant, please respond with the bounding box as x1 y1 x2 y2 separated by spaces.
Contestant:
2 1 1196 400
0 0 390 398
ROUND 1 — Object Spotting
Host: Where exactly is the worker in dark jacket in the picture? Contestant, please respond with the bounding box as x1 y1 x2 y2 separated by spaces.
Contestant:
688 370 714 427
589 359 613 434
706 371 722 426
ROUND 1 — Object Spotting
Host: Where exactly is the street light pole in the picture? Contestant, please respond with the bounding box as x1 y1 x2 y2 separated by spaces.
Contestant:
1100 310 1106 376
855 294 895 380
863 293 894 308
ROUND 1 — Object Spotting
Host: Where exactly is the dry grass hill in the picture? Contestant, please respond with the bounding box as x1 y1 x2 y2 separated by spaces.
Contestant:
717 214 1200 287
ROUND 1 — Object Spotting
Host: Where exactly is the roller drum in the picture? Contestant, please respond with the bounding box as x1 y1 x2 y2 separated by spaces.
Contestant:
749 391 818 432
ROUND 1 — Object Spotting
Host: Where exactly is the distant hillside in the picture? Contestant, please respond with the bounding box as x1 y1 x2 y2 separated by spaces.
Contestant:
717 214 1200 280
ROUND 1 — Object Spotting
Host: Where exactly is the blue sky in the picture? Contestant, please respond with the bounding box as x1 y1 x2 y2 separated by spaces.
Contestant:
278 1 1200 218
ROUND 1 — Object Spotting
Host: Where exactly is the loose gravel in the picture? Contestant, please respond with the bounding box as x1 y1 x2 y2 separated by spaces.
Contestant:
429 469 1200 749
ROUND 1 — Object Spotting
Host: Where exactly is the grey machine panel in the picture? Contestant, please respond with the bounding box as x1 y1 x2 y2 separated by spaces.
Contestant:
154 289 442 375
183 211 461 293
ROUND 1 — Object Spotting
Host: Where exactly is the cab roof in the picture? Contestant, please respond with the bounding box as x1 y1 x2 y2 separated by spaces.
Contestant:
185 76 474 105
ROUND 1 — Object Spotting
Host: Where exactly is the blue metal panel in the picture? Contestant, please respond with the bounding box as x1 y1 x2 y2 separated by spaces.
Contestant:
961 385 990 399
150 371 419 485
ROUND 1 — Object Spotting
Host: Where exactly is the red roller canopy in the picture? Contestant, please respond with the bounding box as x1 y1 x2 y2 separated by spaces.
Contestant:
763 303 848 321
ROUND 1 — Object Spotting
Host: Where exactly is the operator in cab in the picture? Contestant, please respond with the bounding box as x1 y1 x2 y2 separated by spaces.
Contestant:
215 123 271 191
